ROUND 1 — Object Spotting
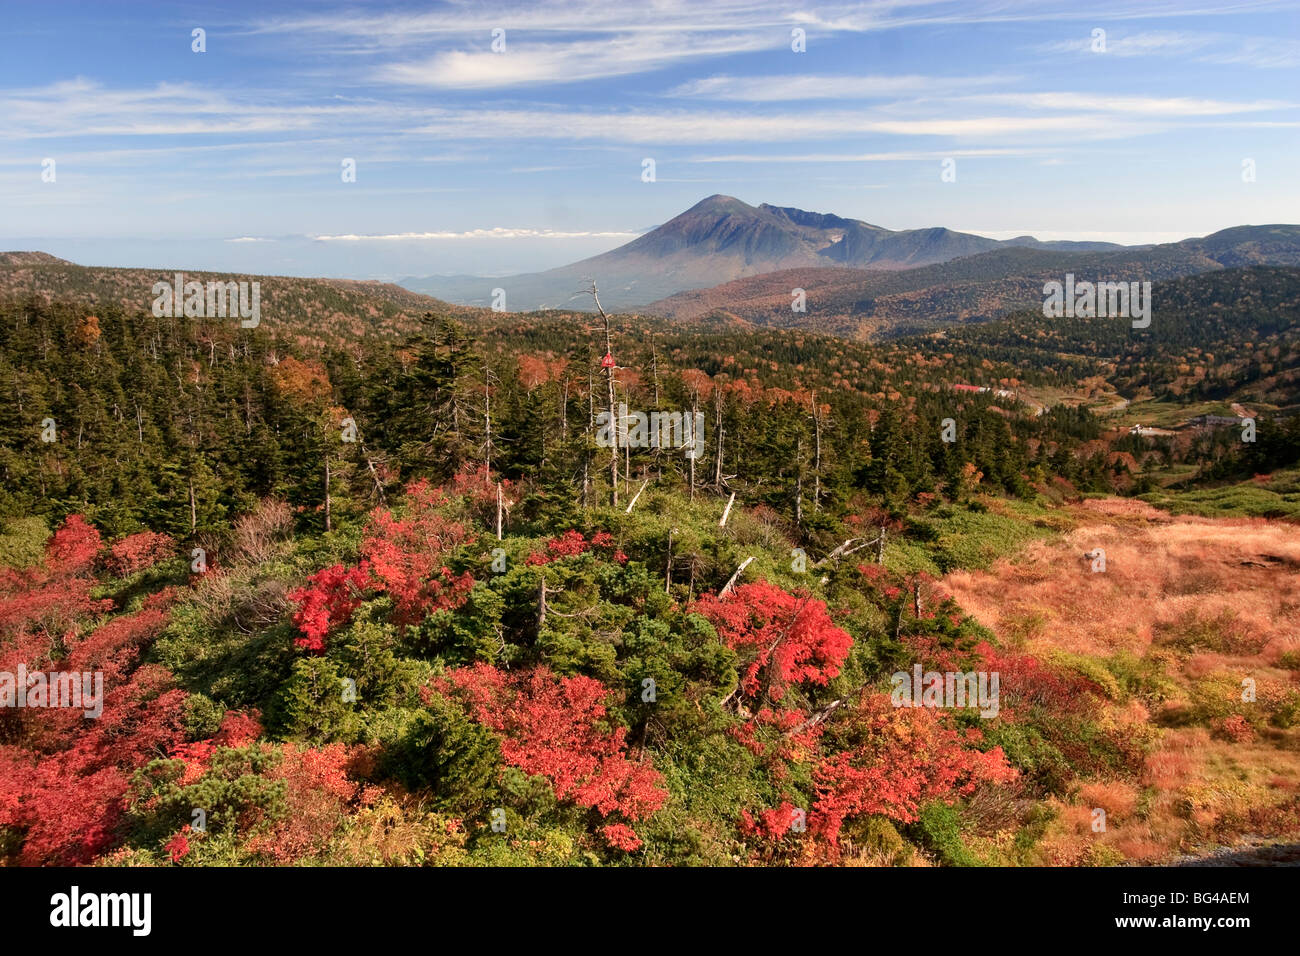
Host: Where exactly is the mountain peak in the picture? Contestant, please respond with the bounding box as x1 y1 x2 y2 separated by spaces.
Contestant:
685 194 754 214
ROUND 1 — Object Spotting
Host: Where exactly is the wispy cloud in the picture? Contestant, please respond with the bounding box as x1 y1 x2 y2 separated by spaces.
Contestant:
669 73 1019 100
689 147 1049 162
313 228 642 241
412 107 1167 142
1035 29 1300 67
0 79 343 140
949 92 1292 115
378 33 778 89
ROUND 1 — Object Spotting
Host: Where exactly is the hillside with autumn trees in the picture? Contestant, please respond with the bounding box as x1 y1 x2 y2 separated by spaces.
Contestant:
1 263 1298 866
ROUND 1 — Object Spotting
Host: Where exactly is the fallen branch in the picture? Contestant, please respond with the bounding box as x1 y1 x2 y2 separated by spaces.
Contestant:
814 533 882 568
719 556 755 598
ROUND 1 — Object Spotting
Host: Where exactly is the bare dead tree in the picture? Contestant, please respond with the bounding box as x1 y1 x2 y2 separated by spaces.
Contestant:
575 281 619 507
809 390 826 512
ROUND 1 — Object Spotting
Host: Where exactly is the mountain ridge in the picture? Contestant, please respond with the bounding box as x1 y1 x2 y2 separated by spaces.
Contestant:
643 223 1300 339
398 194 1135 310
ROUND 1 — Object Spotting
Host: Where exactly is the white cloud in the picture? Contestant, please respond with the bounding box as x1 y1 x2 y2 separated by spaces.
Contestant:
1035 29 1300 67
1199 35 1300 68
689 147 1047 162
0 79 352 140
313 228 642 241
412 107 1163 143
951 92 1292 115
670 73 1019 100
1036 30 1215 57
379 32 777 89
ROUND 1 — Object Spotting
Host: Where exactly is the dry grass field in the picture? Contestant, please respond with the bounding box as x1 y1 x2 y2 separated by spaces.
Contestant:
944 498 1300 863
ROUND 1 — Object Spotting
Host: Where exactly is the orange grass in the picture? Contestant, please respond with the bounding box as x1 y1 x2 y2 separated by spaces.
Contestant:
944 501 1300 864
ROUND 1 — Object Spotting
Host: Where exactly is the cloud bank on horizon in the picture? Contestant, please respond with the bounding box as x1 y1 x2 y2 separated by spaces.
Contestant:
0 0 1296 279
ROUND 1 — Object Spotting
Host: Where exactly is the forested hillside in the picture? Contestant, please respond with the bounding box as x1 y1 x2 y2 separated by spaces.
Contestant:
0 257 473 350
1 266 1298 867
646 229 1300 337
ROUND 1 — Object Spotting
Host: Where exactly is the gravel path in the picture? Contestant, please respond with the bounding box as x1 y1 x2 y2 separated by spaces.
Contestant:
1171 841 1300 867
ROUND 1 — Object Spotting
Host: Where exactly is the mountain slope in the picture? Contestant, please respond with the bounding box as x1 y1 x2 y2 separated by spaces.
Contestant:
399 195 1126 311
0 255 482 345
644 225 1300 338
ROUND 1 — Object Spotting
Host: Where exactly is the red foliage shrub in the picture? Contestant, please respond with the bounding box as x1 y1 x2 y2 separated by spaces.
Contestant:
0 676 189 865
0 573 193 865
45 515 101 575
695 581 853 702
362 481 475 625
810 693 1018 845
433 664 667 840
66 607 169 682
102 531 175 577
976 642 1101 717
287 562 371 652
165 826 192 862
739 800 803 841
525 529 625 566
1216 714 1255 743
526 529 588 564
600 822 643 852
0 577 111 643
243 743 363 864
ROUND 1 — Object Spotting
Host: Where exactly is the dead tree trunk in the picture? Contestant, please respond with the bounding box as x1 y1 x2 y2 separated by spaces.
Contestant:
324 458 332 533
712 394 724 487
587 283 619 507
626 478 649 514
719 491 736 527
811 391 823 513
665 528 674 593
720 556 755 598
496 482 504 540
794 438 804 528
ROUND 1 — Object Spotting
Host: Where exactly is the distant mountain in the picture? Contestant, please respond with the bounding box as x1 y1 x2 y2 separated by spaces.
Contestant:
643 224 1300 339
399 195 1129 311
0 255 479 346
0 251 72 267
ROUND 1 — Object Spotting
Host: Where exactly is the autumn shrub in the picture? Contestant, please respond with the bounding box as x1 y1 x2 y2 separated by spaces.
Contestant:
695 581 853 704
1153 608 1266 656
1104 650 1180 705
979 721 1072 795
0 517 49 570
101 531 175 577
228 499 295 565
335 793 469 866
810 693 1017 845
430 663 668 851
907 801 985 866
859 814 912 865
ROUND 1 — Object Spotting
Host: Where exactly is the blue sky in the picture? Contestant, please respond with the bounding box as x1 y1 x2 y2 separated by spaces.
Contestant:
1 0 1297 280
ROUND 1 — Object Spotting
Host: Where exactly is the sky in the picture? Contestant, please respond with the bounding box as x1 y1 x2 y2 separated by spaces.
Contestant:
1 0 1298 280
